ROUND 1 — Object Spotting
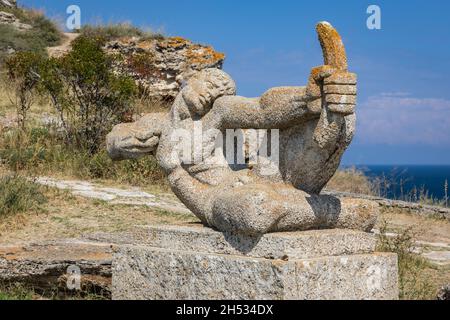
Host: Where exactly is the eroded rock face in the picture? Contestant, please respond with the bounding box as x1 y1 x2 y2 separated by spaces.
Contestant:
105 36 225 101
0 10 32 30
107 22 379 236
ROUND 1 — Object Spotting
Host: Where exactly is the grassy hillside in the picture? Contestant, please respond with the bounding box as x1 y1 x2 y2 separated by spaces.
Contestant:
0 5 62 62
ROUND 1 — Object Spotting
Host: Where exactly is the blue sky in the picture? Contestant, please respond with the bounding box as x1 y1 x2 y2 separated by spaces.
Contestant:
20 0 450 165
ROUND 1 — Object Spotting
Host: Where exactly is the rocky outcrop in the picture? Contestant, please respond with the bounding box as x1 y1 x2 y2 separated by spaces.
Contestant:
105 36 225 101
0 0 32 31
0 0 16 9
0 11 31 30
47 34 226 102
0 239 112 298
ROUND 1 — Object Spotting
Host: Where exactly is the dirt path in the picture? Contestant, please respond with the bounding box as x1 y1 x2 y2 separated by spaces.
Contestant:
35 176 190 214
47 32 79 58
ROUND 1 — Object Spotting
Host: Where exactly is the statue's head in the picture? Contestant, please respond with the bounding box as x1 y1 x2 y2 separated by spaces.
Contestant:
182 69 236 117
106 113 165 161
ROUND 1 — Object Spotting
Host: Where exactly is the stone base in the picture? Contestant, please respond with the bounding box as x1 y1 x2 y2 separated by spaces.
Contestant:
112 225 398 300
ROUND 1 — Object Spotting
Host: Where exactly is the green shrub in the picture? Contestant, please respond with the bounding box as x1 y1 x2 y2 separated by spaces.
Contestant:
4 51 44 129
38 36 137 154
0 175 47 217
0 127 168 188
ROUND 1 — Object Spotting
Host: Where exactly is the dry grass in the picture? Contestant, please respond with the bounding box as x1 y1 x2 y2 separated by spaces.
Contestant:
0 283 35 300
79 23 164 42
0 75 54 127
378 206 450 244
0 182 198 245
377 221 445 300
377 209 450 300
326 167 374 195
0 175 47 217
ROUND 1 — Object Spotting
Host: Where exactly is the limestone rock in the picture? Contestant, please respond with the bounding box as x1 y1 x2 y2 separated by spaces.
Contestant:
47 34 225 102
105 36 225 101
0 240 112 297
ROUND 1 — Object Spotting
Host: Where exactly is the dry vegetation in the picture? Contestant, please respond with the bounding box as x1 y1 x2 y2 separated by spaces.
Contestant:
0 7 63 63
0 179 198 245
79 23 164 42
326 167 374 195
376 215 450 300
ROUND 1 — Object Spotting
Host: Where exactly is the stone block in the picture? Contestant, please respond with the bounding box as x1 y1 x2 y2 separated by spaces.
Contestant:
112 225 398 300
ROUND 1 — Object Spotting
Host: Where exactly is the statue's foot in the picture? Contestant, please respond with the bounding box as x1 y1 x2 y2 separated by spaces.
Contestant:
330 197 379 232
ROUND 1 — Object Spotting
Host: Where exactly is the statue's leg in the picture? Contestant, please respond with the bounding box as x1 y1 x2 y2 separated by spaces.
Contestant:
210 184 379 235
167 167 214 225
210 184 287 236
274 192 379 233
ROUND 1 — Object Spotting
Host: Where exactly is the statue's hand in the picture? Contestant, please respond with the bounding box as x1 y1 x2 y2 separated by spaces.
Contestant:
306 66 356 116
106 113 167 161
323 71 357 115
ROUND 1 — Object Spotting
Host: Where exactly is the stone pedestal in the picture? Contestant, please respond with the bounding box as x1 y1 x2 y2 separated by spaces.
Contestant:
112 225 398 300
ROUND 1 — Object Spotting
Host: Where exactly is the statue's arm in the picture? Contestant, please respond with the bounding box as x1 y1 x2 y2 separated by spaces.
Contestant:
203 87 312 130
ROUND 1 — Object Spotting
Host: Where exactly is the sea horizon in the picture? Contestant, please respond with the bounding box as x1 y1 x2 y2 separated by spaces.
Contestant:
341 164 450 203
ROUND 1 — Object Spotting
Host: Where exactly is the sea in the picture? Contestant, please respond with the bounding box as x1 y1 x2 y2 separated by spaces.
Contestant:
346 165 450 202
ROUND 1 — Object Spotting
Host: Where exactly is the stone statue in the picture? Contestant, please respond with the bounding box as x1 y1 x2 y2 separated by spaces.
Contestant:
107 22 379 236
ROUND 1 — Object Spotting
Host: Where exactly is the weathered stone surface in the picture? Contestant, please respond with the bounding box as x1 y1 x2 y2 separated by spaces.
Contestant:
325 93 357 104
0 0 16 9
0 240 112 296
437 284 450 300
117 224 377 260
422 251 450 268
324 72 357 84
112 226 398 300
107 22 378 236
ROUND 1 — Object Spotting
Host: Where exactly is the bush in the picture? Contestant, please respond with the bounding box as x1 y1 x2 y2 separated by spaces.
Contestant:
4 51 44 129
0 175 47 217
38 36 137 154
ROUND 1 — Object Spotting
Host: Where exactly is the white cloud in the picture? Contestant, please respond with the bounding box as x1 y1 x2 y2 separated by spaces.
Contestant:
356 93 450 146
